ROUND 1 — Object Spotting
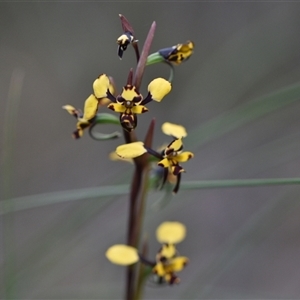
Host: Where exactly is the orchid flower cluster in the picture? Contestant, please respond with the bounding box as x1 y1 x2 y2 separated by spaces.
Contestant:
63 14 194 300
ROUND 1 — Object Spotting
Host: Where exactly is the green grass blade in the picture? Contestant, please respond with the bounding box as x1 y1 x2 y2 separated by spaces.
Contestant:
186 82 300 148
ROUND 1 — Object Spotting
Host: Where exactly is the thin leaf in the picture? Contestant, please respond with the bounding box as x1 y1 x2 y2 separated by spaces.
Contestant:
187 82 300 148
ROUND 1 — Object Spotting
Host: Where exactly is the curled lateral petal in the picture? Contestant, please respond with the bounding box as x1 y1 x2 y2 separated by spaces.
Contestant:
107 103 126 113
93 74 110 99
158 158 171 168
162 122 187 139
156 221 186 244
175 151 194 162
148 78 172 102
131 105 148 114
153 261 166 277
169 256 189 272
116 141 147 158
106 244 139 266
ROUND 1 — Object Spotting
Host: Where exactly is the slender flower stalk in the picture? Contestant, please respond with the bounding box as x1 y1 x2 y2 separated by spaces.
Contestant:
63 13 194 300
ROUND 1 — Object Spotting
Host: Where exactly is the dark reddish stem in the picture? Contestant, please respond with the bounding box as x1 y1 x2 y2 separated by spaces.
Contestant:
124 19 156 300
134 22 156 91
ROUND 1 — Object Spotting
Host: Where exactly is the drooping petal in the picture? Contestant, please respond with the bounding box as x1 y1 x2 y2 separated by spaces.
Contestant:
175 151 194 162
73 119 90 139
93 74 110 99
107 103 126 113
116 141 147 158
169 256 189 272
105 244 139 266
83 94 99 120
158 158 171 168
171 165 185 176
162 122 187 138
156 221 186 244
109 151 133 164
173 172 181 194
148 78 171 102
62 105 82 119
131 105 148 114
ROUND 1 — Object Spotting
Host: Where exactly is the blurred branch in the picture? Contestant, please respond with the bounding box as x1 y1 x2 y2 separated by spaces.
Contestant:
1 69 25 300
3 177 300 215
187 81 300 149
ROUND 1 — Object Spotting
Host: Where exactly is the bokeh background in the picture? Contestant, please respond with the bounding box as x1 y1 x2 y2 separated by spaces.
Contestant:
1 1 300 299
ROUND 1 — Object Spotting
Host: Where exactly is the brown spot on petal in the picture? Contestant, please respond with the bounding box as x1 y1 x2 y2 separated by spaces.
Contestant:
107 104 115 111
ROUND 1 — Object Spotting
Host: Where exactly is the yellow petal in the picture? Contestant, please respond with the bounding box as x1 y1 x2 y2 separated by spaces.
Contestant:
108 103 126 113
157 244 177 260
167 138 183 153
156 221 186 244
158 157 171 168
62 105 76 115
105 244 139 266
109 151 133 164
116 142 147 158
99 97 111 106
152 262 166 277
131 105 148 114
169 256 189 272
117 33 134 46
175 151 194 162
121 86 141 102
93 74 110 99
83 94 99 120
148 78 171 102
162 122 187 138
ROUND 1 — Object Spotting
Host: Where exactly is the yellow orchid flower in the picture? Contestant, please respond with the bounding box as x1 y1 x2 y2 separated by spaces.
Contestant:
116 32 135 59
106 221 188 285
63 74 114 139
114 122 193 193
158 41 194 65
107 78 171 132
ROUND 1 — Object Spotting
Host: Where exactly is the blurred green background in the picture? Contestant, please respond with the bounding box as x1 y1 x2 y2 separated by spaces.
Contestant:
1 1 300 299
